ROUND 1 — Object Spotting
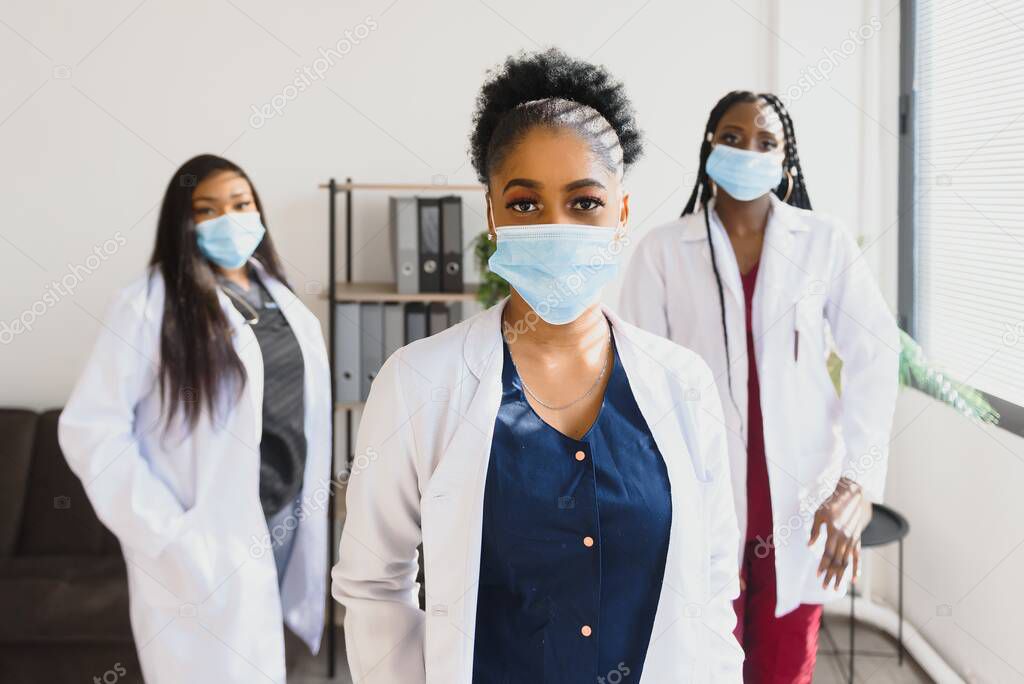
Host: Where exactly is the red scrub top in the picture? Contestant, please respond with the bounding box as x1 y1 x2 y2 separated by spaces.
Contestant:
742 260 773 543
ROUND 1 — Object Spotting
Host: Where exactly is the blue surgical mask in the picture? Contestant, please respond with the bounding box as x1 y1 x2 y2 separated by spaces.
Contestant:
705 144 784 201
195 212 266 269
487 206 623 325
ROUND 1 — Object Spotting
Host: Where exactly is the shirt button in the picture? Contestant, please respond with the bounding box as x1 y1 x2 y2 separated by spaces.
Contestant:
574 450 586 461
581 624 593 637
583 536 594 548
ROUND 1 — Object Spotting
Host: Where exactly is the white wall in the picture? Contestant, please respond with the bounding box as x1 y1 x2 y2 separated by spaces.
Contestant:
878 392 1024 683
773 0 902 303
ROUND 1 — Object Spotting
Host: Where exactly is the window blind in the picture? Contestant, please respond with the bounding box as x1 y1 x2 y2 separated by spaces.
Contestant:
913 0 1024 407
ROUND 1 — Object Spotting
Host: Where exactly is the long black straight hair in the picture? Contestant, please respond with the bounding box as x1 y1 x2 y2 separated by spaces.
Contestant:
681 91 812 416
150 154 290 432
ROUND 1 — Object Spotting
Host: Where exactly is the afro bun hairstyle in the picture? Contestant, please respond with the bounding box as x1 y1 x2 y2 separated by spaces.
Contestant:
469 47 644 185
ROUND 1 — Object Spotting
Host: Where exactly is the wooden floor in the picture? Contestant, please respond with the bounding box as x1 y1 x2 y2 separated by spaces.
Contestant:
289 614 935 683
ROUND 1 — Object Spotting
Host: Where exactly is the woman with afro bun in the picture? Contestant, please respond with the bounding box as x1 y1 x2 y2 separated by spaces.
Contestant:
332 48 744 683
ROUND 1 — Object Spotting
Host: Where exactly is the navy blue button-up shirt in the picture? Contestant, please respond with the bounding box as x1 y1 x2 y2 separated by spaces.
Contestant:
472 327 672 683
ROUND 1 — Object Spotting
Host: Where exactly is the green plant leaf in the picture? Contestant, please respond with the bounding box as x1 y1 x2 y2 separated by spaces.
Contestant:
474 230 509 308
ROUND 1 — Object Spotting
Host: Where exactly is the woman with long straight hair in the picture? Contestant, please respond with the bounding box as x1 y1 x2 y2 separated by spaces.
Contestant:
59 154 332 683
621 91 899 682
332 49 744 683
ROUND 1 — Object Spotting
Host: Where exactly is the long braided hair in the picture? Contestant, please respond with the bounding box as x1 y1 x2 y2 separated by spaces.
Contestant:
681 90 812 419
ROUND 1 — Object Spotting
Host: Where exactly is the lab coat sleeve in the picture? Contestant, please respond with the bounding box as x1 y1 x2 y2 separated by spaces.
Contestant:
697 366 745 679
825 221 900 503
57 284 191 559
331 350 425 683
619 230 670 337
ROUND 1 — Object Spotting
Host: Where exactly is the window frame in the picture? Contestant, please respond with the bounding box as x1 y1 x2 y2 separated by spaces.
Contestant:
898 0 1024 438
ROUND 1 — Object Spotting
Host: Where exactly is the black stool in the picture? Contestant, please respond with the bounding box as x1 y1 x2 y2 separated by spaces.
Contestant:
819 503 910 683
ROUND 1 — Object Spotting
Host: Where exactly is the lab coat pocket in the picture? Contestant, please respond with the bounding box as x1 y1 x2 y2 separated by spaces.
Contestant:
147 508 216 609
794 295 838 400
793 296 826 363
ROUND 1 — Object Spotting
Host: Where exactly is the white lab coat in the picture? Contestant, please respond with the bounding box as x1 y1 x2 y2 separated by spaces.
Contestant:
619 194 900 617
58 259 332 684
332 297 744 683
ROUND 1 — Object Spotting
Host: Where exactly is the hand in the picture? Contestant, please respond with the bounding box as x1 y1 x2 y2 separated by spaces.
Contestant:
808 477 872 590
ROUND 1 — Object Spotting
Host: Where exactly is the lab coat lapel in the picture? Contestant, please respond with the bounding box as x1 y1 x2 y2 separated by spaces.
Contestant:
602 307 704 658
422 298 506 683
213 286 263 442
705 201 744 311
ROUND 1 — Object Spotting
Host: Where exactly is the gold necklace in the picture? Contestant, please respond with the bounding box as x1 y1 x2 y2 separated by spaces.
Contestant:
503 322 612 411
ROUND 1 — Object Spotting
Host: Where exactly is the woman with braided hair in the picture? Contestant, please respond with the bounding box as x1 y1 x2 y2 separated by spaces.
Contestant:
332 50 744 683
621 91 900 681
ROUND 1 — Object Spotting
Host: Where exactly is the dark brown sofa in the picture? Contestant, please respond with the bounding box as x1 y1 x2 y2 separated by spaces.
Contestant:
0 408 143 683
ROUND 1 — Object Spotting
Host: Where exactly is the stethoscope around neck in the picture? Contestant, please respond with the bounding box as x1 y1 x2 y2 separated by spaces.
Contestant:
219 283 260 326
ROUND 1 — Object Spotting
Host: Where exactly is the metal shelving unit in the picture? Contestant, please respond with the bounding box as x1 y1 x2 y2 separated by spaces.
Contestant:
320 177 484 677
